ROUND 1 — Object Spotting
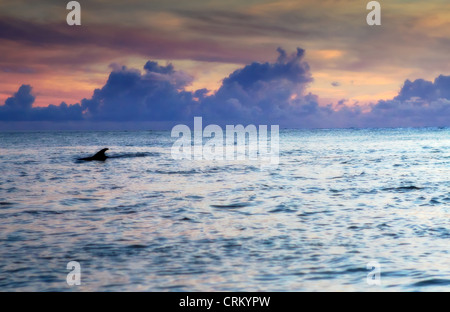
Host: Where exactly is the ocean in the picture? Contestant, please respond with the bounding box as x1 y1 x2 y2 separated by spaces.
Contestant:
0 128 449 291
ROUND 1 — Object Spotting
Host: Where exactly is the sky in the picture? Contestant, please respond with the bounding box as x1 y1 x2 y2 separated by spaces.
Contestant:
1 0 450 129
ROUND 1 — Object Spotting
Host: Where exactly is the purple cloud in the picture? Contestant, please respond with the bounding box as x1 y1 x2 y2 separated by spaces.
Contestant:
0 85 83 122
78 47 319 126
199 48 318 125
394 75 450 102
80 62 197 122
2 48 450 129
331 81 341 87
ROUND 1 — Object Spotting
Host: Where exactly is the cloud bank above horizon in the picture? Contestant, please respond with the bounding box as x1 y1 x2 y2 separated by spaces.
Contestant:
2 47 450 130
1 0 450 115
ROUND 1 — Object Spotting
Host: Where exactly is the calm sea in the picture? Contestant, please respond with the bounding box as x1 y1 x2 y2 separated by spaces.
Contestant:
0 128 449 291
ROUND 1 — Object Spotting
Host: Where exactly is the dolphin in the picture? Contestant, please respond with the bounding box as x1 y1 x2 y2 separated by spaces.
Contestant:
78 148 109 161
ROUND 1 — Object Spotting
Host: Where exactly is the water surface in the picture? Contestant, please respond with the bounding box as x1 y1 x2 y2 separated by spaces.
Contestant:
0 128 449 291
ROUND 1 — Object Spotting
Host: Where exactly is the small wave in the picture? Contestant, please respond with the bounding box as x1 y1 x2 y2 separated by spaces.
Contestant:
382 186 423 192
90 203 144 214
49 176 66 181
179 217 198 222
297 210 330 217
0 202 16 206
269 206 297 213
154 169 199 175
21 160 39 165
22 210 65 216
185 195 204 200
429 198 440 205
60 197 101 206
108 152 160 159
410 278 450 287
303 187 326 194
82 242 150 258
211 202 251 209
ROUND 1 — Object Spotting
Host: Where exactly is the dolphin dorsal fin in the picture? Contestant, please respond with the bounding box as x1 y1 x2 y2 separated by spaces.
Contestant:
93 148 109 157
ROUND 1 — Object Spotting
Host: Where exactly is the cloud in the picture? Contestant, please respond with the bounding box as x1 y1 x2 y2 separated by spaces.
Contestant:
394 75 450 102
2 48 450 129
77 47 325 127
308 75 450 128
364 75 450 127
331 81 341 87
223 48 311 88
80 62 197 122
172 9 308 39
3 84 34 110
199 48 320 126
0 15 269 67
0 47 322 127
0 85 83 121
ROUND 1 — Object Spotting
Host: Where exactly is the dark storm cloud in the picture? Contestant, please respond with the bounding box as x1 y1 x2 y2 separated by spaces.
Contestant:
198 48 320 126
365 98 450 128
222 48 311 89
327 75 450 128
363 75 450 128
394 75 450 102
80 63 197 122
3 85 34 110
0 85 83 121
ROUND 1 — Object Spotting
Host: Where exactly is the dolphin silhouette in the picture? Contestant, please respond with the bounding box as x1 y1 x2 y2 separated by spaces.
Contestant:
78 148 109 161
